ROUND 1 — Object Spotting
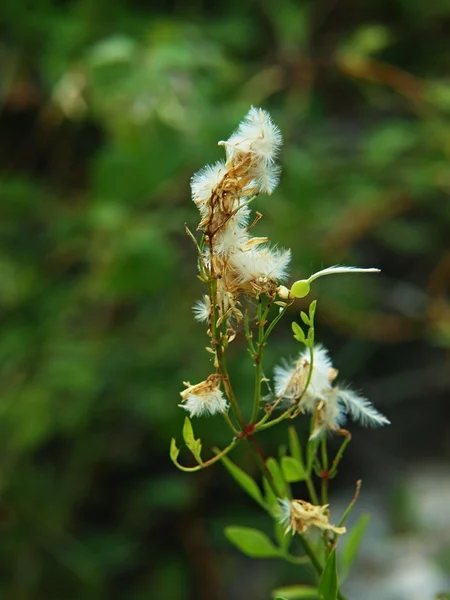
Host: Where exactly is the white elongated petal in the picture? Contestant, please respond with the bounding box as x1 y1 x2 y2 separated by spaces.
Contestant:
308 265 380 283
336 387 390 427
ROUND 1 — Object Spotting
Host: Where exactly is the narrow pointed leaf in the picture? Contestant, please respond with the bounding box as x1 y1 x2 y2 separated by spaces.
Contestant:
341 513 370 578
224 526 280 558
288 427 303 465
300 311 311 326
318 549 338 600
221 455 266 509
266 457 289 498
263 477 279 516
306 327 314 348
292 321 306 343
170 438 179 463
182 417 195 446
309 300 317 321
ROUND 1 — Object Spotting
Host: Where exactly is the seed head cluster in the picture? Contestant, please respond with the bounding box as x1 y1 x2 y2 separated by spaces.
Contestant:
180 107 290 418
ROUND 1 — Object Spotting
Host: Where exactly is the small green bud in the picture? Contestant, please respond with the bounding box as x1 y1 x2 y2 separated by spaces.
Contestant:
290 279 310 298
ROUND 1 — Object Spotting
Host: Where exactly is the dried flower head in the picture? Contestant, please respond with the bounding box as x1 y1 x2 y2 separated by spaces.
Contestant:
277 498 346 536
179 375 228 417
273 345 389 436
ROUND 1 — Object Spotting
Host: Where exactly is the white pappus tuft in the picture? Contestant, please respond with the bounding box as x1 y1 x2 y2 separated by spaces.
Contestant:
231 245 291 285
222 106 283 165
273 345 390 436
336 387 390 427
179 376 228 417
277 498 292 532
273 345 336 412
191 161 226 214
192 295 211 323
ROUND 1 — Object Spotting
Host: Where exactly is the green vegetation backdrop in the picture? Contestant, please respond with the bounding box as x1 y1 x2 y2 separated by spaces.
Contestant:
0 0 449 598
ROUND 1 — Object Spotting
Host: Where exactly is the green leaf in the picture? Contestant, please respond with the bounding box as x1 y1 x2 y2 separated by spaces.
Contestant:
292 321 306 343
170 438 179 463
309 300 317 322
288 427 303 465
300 311 311 326
263 477 279 516
281 456 306 482
266 457 289 498
182 417 202 463
273 585 318 599
341 513 370 579
306 327 314 348
221 455 266 509
275 597 289 600
318 549 338 600
182 417 195 446
224 526 280 558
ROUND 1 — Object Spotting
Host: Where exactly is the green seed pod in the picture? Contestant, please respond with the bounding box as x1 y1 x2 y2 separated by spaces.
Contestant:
290 279 310 298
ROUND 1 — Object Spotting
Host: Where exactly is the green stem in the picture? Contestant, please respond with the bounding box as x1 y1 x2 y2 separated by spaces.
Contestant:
208 277 245 429
261 301 292 345
217 344 246 428
243 307 256 355
222 412 239 435
171 438 237 472
251 298 267 423
320 436 329 505
337 480 362 528
329 432 351 478
256 404 296 430
305 474 320 507
297 535 323 576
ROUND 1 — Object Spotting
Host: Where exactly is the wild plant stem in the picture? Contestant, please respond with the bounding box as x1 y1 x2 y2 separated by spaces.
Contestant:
251 298 266 423
320 436 329 505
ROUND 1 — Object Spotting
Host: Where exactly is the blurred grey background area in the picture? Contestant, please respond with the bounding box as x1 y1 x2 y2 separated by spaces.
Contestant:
0 0 449 598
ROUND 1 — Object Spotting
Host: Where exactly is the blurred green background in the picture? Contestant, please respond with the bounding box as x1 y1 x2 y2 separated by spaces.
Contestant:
1 0 450 598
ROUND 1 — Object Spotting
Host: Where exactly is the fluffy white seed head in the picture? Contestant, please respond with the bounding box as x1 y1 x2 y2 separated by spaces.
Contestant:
300 345 336 402
273 345 389 436
213 203 252 255
180 377 228 417
222 106 283 167
231 245 291 286
274 345 336 412
191 161 226 214
251 162 281 195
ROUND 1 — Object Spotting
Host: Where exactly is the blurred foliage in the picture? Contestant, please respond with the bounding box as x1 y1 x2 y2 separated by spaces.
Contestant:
0 0 450 599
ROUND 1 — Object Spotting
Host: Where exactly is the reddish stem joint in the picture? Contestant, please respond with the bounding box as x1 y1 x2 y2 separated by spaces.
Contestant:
237 423 256 439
